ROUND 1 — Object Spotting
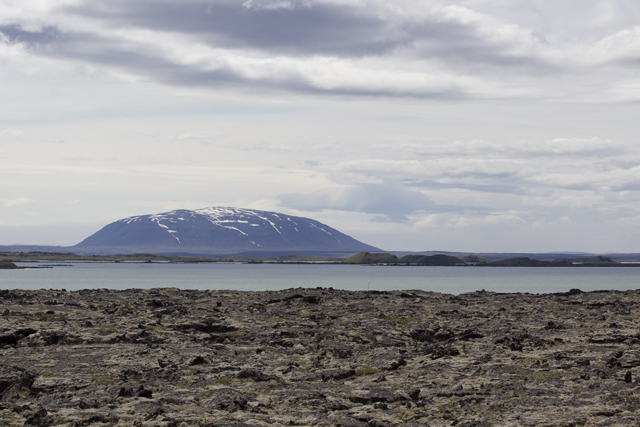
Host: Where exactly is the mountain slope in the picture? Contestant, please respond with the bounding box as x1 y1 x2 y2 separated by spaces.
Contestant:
74 207 380 255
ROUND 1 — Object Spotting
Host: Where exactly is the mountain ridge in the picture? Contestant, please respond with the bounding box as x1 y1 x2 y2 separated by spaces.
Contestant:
73 207 381 256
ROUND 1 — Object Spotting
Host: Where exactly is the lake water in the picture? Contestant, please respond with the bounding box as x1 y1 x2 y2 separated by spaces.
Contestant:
2 261 640 294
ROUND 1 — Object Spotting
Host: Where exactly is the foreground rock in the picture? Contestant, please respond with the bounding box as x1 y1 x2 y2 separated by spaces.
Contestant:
1 287 640 426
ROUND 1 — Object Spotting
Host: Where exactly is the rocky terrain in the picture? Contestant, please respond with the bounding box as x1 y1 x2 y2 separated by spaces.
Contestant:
1 287 640 426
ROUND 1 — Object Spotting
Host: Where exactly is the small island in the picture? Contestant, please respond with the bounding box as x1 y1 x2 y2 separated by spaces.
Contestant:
0 261 19 269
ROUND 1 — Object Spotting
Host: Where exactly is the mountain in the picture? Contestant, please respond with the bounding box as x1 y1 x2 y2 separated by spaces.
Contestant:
73 207 381 256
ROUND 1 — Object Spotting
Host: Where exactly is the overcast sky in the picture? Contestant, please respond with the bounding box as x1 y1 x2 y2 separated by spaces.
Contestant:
2 0 640 253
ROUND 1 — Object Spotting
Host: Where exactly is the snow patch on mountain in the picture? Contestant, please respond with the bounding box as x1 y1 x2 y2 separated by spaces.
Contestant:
76 206 381 254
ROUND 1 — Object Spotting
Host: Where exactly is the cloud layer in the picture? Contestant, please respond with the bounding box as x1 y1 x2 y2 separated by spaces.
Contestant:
3 0 640 100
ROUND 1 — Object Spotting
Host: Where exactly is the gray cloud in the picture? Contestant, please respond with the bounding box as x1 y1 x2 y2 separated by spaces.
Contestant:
59 1 554 71
0 25 62 45
613 181 640 192
66 1 403 58
0 0 603 99
278 183 469 222
404 179 521 195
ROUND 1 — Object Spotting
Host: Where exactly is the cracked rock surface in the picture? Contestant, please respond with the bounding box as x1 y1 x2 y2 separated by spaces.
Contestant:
1 287 640 426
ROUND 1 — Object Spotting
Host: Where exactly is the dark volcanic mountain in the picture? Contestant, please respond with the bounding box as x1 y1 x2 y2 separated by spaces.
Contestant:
74 207 380 256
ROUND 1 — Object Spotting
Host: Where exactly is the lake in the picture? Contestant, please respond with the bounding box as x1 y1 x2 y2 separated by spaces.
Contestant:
2 261 640 294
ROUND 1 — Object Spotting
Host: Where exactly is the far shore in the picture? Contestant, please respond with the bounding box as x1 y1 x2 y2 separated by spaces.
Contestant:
2 250 640 267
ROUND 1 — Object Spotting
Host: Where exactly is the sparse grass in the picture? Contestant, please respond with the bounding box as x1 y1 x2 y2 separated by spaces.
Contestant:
91 375 113 384
515 356 552 366
400 408 422 419
212 377 243 385
276 358 308 366
355 368 383 375
437 401 460 412
37 313 63 319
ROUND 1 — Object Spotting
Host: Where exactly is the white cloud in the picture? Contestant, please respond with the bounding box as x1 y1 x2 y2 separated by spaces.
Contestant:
0 128 24 139
1 198 33 207
278 183 448 222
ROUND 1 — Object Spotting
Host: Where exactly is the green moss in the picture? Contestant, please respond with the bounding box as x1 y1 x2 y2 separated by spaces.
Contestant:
355 368 383 375
400 408 422 419
277 358 308 366
37 313 62 319
39 371 56 377
91 375 113 384
437 401 460 412
515 356 552 366
398 317 420 325
212 377 242 385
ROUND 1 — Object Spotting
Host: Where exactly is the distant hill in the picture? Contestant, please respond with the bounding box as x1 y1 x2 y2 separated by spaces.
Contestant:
344 252 398 264
397 254 464 265
72 207 381 256
344 253 465 265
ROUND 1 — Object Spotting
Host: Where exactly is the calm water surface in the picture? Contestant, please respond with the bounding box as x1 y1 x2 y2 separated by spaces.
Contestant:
2 262 640 294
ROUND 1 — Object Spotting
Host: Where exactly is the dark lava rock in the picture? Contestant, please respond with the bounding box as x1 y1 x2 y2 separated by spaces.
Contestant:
321 369 356 382
2 288 640 426
0 328 37 346
24 408 52 427
425 344 460 360
0 365 35 401
137 386 153 398
236 369 277 382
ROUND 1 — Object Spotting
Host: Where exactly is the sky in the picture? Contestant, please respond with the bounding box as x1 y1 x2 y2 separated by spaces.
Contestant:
2 0 640 253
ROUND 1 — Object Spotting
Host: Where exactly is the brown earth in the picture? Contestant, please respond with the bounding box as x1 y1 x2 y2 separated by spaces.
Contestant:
1 287 640 426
